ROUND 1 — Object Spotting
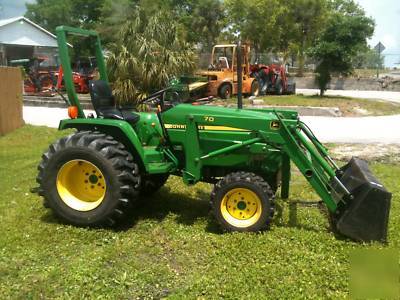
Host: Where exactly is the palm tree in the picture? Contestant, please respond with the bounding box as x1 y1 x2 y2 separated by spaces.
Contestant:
107 10 195 105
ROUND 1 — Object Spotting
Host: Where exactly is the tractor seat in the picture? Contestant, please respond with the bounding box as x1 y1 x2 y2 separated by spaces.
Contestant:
89 80 140 125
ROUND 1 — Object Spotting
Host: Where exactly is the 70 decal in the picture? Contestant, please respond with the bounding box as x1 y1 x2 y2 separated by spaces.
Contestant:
204 116 215 122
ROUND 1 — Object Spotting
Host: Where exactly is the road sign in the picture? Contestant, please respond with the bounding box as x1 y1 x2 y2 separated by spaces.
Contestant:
374 42 386 54
374 42 386 78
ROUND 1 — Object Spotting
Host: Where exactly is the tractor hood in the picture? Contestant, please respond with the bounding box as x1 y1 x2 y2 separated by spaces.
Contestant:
162 104 298 128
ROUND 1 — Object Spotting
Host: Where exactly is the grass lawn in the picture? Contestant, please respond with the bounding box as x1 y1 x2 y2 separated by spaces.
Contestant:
0 126 399 299
215 94 400 117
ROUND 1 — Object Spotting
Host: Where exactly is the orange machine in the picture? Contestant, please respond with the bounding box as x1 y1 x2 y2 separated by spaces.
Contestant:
197 44 259 99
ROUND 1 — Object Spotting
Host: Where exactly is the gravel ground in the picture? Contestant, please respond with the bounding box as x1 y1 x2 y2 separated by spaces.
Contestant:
331 143 400 164
23 106 400 144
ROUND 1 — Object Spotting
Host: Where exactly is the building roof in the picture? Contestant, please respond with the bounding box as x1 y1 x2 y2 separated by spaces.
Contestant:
0 16 59 47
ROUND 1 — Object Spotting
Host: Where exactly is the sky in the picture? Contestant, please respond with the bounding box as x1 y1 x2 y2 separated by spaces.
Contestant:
0 0 34 19
356 0 400 67
0 0 399 67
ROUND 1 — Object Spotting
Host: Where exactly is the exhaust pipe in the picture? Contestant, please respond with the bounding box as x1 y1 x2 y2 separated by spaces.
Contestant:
237 41 243 109
331 158 391 242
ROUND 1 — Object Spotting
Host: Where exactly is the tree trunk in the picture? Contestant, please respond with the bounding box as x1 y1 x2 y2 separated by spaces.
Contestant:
282 50 289 66
297 50 305 77
297 36 307 76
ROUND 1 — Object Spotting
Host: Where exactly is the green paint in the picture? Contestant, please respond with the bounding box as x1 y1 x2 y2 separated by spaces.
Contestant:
54 26 357 214
89 174 98 184
56 26 108 118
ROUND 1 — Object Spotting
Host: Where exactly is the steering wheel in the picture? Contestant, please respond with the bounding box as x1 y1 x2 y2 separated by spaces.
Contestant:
139 88 181 111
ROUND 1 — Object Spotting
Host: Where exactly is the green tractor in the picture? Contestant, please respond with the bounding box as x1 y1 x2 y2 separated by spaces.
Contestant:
35 26 391 242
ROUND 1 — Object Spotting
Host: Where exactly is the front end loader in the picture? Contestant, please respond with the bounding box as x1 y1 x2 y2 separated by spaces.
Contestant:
34 26 391 242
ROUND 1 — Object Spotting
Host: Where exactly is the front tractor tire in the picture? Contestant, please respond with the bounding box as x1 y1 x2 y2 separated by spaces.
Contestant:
210 172 275 232
36 131 141 227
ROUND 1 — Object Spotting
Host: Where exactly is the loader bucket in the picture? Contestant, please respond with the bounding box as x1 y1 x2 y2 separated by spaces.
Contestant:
332 158 391 242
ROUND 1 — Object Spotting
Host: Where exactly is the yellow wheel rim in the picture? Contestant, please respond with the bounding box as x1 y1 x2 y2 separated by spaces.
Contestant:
56 159 106 211
220 188 262 228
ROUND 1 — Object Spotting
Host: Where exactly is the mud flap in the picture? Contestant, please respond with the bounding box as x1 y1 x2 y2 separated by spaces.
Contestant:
331 158 391 242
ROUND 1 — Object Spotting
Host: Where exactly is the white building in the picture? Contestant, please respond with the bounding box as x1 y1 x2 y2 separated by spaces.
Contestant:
0 16 59 66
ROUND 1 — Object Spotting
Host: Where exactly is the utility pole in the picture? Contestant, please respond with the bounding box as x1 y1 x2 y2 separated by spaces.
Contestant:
237 40 243 109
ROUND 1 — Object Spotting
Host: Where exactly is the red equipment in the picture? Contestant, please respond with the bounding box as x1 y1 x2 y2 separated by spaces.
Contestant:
23 72 55 96
250 64 296 95
13 57 56 96
55 65 94 94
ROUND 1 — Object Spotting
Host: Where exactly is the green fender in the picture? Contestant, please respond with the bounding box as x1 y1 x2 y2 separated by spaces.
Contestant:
59 118 147 171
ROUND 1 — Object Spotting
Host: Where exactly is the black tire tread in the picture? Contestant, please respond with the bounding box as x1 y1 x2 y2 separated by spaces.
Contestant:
275 78 283 95
219 84 232 99
36 130 140 226
251 80 259 96
210 171 275 232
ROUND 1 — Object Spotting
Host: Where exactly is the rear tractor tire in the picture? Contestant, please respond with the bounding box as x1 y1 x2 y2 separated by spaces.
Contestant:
36 131 141 226
210 172 275 232
250 80 260 97
275 78 283 95
219 84 232 99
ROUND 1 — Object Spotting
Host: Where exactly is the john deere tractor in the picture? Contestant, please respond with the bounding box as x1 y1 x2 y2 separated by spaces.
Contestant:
35 26 391 242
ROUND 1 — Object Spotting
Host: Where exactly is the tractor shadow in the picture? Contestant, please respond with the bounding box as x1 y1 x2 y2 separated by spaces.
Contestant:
113 187 222 233
39 187 221 233
116 193 331 235
273 200 329 234
274 200 354 241
40 190 337 236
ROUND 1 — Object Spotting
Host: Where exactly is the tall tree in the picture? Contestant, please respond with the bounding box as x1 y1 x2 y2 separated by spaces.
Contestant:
224 0 325 68
176 0 226 51
107 10 195 104
25 0 105 56
224 0 284 55
308 0 374 95
25 0 105 30
285 0 328 75
353 47 384 69
97 0 224 51
96 0 138 44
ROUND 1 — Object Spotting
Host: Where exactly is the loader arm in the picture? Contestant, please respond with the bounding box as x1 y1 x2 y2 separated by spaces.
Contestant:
176 107 390 241
179 110 338 211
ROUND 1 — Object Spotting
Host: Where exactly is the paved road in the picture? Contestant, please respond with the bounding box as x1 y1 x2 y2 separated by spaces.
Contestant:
23 106 400 144
297 89 400 103
296 88 400 143
301 114 400 144
23 106 94 128
381 71 400 79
